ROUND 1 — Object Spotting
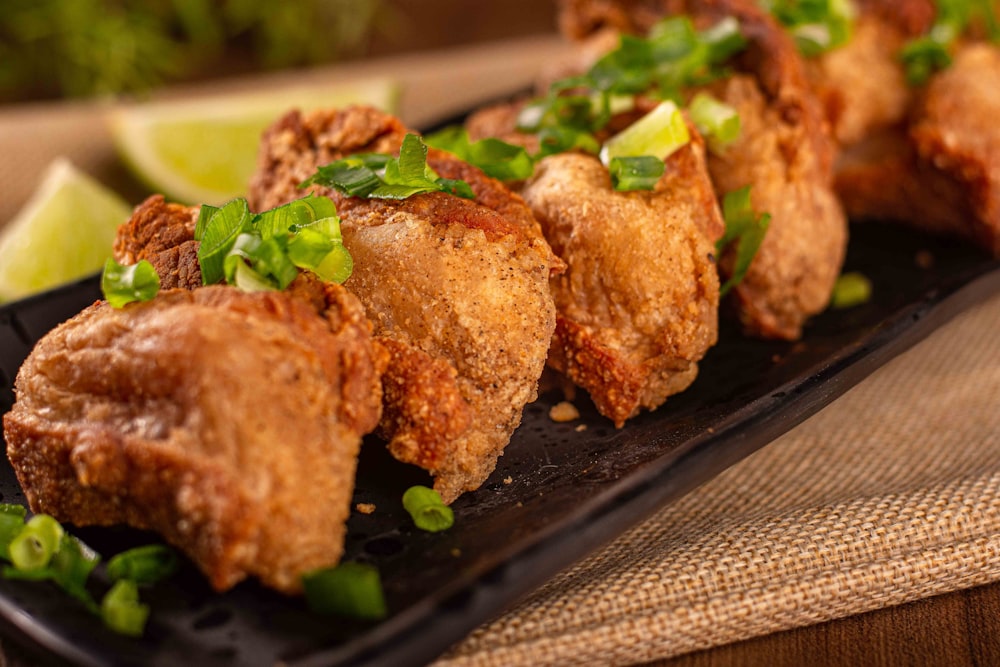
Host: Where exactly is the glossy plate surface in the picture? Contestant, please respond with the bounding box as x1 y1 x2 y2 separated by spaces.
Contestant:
1 215 998 666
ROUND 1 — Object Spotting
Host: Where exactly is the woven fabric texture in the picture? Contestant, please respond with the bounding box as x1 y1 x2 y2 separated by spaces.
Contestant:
435 290 1000 667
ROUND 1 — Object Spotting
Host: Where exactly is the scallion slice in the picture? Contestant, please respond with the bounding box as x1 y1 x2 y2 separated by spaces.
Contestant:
762 0 855 57
101 580 150 637
717 186 771 296
106 544 178 585
196 195 354 290
302 562 388 620
0 505 27 562
424 126 535 181
600 100 691 166
898 0 1000 84
197 198 253 285
8 514 64 571
688 92 741 149
830 271 872 308
101 258 161 308
608 156 665 191
402 486 454 533
303 133 475 201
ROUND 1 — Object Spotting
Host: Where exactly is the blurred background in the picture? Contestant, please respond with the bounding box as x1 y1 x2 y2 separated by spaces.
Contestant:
0 0 558 104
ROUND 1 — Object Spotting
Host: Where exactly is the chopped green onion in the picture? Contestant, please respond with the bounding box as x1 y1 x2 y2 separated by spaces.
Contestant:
253 196 339 240
830 271 872 308
196 196 353 290
101 258 161 309
287 227 335 269
197 198 254 285
223 233 299 291
424 126 535 181
8 514 64 571
762 0 855 56
302 562 388 620
106 545 178 585
514 15 745 158
0 513 173 635
193 203 219 242
899 0 1000 84
402 485 454 533
600 100 691 166
310 244 354 284
0 505 27 562
688 92 741 149
49 535 101 607
303 133 475 201
608 156 665 191
717 186 771 296
101 580 150 637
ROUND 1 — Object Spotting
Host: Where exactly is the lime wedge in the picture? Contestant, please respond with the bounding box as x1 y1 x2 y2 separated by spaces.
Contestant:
0 158 131 302
109 78 400 206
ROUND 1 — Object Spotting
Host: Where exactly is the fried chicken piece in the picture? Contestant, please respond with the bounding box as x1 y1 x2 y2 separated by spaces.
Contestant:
907 43 1000 255
3 283 386 594
834 41 1000 256
520 134 723 426
554 0 849 340
805 1 1000 256
248 106 559 503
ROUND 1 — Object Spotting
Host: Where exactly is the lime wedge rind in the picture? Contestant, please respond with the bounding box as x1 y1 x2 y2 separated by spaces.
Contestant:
109 78 400 207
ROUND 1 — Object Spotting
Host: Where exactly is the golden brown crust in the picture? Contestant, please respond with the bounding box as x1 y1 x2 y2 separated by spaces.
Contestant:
113 195 202 290
3 285 386 594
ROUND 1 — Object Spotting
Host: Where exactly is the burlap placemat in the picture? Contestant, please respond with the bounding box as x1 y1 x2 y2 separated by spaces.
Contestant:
433 290 1000 666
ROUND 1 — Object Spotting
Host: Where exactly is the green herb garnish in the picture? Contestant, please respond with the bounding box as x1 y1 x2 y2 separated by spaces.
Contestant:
516 15 747 161
716 186 771 296
688 92 741 151
101 258 162 309
0 509 176 636
424 126 535 181
302 133 476 200
761 0 856 56
608 156 666 190
101 580 150 637
7 514 63 571
106 545 178 585
830 271 872 308
196 194 352 289
302 562 388 620
899 0 1000 84
402 485 454 533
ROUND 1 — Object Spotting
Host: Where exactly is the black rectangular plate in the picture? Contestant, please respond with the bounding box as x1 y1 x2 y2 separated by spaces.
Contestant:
0 217 998 667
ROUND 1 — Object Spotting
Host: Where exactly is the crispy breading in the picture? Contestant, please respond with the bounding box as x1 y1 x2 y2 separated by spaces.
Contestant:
248 106 559 502
113 195 202 290
521 135 723 426
3 284 386 594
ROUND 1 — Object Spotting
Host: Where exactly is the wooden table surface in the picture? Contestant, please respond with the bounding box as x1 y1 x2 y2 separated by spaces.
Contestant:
650 581 1000 666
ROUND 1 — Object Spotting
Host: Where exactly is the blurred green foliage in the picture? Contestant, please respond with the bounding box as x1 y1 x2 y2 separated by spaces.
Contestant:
0 0 383 102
